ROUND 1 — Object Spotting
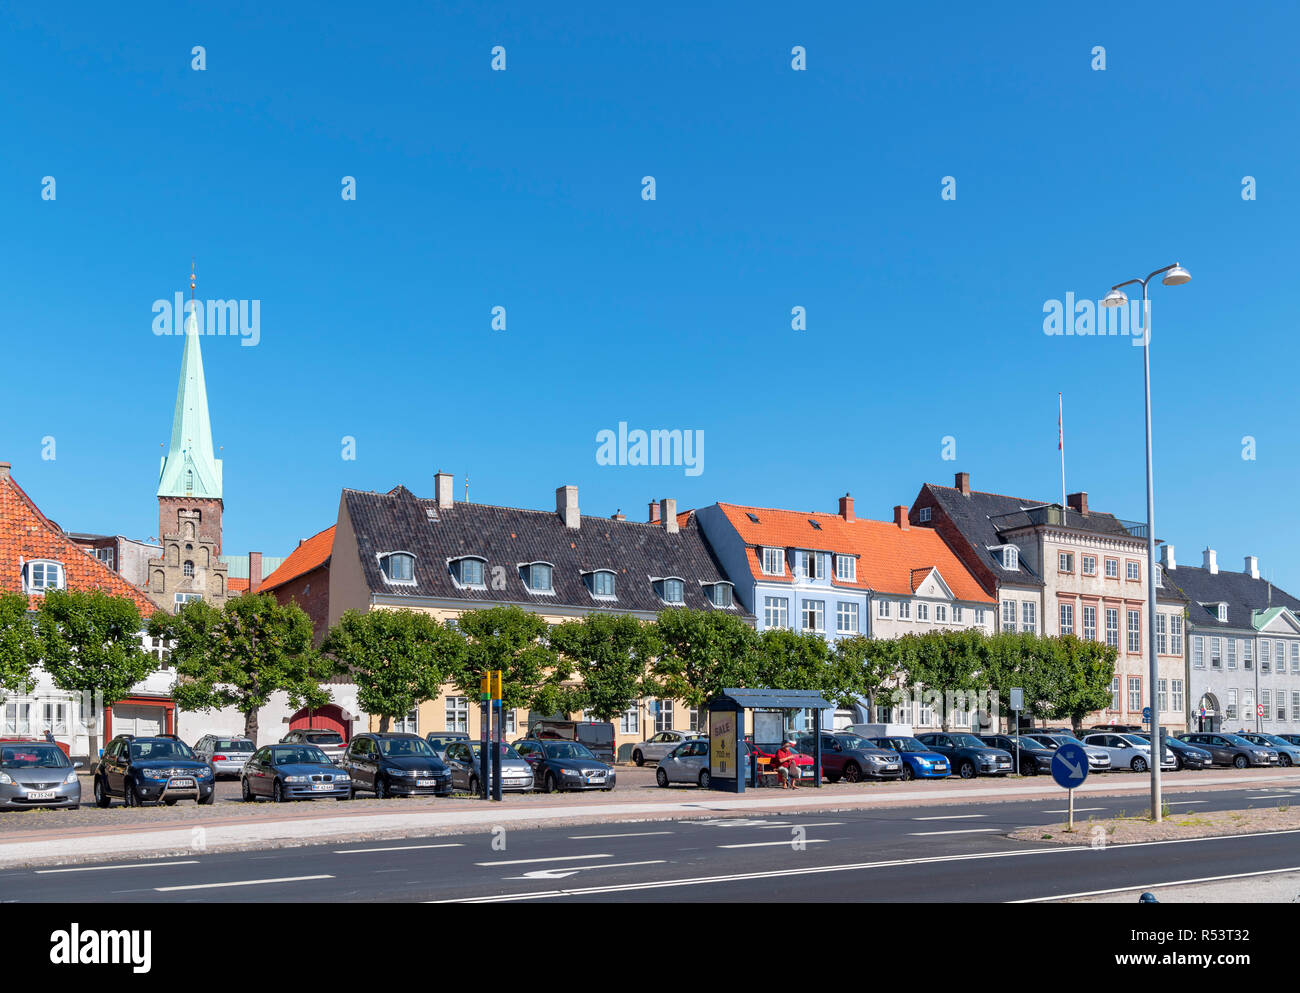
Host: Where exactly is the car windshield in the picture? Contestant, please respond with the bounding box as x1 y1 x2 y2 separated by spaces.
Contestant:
949 735 985 748
304 732 343 745
835 734 876 751
885 737 929 753
217 739 253 751
1118 735 1151 747
130 740 196 761
1009 736 1046 750
1028 736 1060 748
543 741 595 761
1221 734 1257 747
471 743 521 760
1 744 70 768
270 746 331 765
379 737 436 757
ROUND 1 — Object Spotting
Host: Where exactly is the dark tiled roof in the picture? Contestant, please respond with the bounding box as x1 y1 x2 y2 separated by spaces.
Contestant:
920 484 1046 588
342 487 747 617
1163 564 1300 630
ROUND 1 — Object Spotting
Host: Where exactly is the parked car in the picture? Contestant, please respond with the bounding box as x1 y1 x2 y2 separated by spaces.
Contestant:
1022 733 1113 772
1237 733 1300 767
0 740 81 809
1127 732 1213 771
193 734 256 779
632 730 702 766
93 735 215 807
1087 724 1143 734
340 732 452 798
795 731 903 782
915 732 1013 779
425 731 472 758
442 740 534 793
1278 734 1300 749
1080 733 1176 772
513 738 616 792
1176 732 1278 768
867 736 950 780
656 738 741 788
280 728 347 764
529 720 617 765
980 734 1055 776
241 744 352 802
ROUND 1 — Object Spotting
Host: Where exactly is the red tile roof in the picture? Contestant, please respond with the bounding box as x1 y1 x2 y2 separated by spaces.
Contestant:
260 526 334 592
715 502 994 604
0 464 158 614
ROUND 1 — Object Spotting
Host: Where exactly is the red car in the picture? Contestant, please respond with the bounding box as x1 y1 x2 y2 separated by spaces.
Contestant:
748 742 814 784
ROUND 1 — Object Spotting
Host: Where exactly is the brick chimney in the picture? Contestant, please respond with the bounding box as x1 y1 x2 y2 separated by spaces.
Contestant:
1161 544 1176 570
839 493 854 522
610 509 626 521
955 471 971 496
0 463 10 481
435 470 454 510
648 500 660 524
556 485 580 529
894 505 909 530
1203 548 1218 574
1067 491 1089 516
660 498 678 534
1245 555 1260 580
249 551 263 593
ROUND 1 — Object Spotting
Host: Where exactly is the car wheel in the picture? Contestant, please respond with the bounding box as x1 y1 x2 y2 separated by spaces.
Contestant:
241 777 254 802
272 779 287 803
656 767 669 788
124 782 141 807
698 770 712 790
959 761 976 779
1233 755 1248 769
198 790 214 805
1020 759 1036 776
826 773 842 784
544 773 559 794
842 762 861 784
1281 754 1293 768
93 777 110 808
633 750 645 767
899 764 915 782
1131 756 1148 773
164 798 178 806
468 776 480 795
375 776 388 799
1173 755 1184 771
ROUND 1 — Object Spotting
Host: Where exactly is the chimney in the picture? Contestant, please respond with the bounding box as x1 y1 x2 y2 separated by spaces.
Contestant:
1161 544 1176 570
839 492 854 522
955 471 971 496
249 551 263 593
0 462 10 481
435 471 454 510
894 505 909 530
660 498 678 534
556 485 580 529
1067 491 1088 516
648 500 660 524
610 509 626 521
1245 555 1260 580
1203 548 1218 574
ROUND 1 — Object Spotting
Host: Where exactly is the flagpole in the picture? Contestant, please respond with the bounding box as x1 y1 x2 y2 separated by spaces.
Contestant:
1059 393 1066 524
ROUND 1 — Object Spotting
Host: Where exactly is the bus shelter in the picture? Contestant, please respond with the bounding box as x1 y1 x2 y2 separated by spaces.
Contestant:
704 688 834 793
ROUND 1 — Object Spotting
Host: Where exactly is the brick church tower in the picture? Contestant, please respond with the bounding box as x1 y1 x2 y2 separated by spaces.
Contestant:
147 267 229 612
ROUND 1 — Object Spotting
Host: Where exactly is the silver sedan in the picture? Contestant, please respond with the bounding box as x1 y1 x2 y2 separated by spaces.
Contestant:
632 730 702 766
0 741 82 809
443 741 534 793
1081 733 1176 772
655 739 715 788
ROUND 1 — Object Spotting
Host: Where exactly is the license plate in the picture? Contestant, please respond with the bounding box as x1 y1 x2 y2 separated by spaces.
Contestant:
417 779 436 787
586 776 605 784
505 778 526 786
885 764 898 771
170 778 195 788
312 783 333 791
26 790 56 800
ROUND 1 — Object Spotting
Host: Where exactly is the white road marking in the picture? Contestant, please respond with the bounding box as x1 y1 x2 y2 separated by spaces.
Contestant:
155 874 333 892
1250 795 1293 800
335 843 464 854
505 860 667 880
908 828 999 836
1044 807 1107 813
567 831 674 839
757 821 843 829
475 853 612 867
717 839 829 849
913 814 987 821
37 860 200 875
1013 865 1300 902
1165 800 1206 805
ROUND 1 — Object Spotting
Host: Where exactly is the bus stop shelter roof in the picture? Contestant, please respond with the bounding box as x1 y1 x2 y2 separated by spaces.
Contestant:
708 688 834 711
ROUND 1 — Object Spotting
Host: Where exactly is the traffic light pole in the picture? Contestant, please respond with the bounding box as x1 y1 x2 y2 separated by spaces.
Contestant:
492 699 503 802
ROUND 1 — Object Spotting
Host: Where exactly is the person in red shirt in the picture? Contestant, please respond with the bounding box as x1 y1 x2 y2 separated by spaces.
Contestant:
776 740 801 789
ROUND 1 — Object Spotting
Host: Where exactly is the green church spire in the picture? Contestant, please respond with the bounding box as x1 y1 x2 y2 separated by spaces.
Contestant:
157 265 222 499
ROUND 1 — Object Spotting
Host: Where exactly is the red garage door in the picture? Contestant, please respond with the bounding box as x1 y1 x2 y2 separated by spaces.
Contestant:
288 704 349 740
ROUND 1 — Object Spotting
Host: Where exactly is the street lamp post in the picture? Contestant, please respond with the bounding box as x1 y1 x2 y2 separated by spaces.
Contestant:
1102 262 1190 824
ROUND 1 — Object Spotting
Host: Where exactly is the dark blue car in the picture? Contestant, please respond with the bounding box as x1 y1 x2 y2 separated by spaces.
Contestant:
868 736 950 780
241 744 352 802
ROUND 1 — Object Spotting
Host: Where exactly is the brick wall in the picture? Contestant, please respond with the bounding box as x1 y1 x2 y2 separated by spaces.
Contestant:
158 496 223 555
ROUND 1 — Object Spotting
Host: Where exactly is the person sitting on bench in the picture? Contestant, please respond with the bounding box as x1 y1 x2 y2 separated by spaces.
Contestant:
776 739 802 789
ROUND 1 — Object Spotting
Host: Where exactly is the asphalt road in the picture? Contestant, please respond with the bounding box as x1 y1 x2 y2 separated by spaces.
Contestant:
8 784 1300 903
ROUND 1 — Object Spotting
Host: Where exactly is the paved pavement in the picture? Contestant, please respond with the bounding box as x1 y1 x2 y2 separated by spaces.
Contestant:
7 786 1300 902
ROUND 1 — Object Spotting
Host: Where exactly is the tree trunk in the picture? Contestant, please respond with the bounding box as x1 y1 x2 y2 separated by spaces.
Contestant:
245 706 259 744
378 713 391 732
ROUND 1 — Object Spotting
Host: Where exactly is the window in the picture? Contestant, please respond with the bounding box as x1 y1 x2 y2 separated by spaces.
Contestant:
898 600 912 620
953 606 963 624
877 599 892 618
1227 689 1238 720
1002 547 1019 570
1126 561 1141 582
801 551 822 580
522 562 554 593
1083 605 1097 641
1022 601 1037 634
974 608 985 625
659 578 685 604
1292 692 1300 722
393 708 418 733
916 602 929 622
1059 603 1074 636
1105 608 1119 649
1155 613 1167 654
1127 610 1141 653
445 696 469 733
1261 640 1271 673
93 547 115 570
762 547 784 576
1227 638 1237 669
174 592 203 608
1001 601 1017 633
380 552 415 584
802 600 825 632
1110 677 1121 710
1208 637 1221 668
935 604 947 623
454 557 486 588
836 601 858 633
1278 694 1287 722
1058 552 1074 573
1262 690 1271 722
835 555 856 582
706 583 733 608
1293 643 1300 674
588 570 616 598
1105 558 1119 579
503 709 517 735
1128 677 1142 712
919 507 932 523
1192 636 1204 668
182 560 195 578
1244 639 1253 669
654 699 674 733
1243 690 1255 720
620 706 639 735
1216 603 1228 622
1157 679 1168 713
1276 641 1286 669
1082 555 1097 575
764 596 789 629
1172 680 1184 714
1171 614 1183 655
22 560 65 594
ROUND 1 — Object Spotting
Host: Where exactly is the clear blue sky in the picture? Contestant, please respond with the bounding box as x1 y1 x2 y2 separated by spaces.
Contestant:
4 3 1298 589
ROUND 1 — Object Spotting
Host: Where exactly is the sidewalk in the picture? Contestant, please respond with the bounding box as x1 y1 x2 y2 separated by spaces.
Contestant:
3 770 1293 870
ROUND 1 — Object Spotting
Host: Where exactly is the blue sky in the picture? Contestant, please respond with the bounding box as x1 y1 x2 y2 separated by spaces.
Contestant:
4 3 1299 589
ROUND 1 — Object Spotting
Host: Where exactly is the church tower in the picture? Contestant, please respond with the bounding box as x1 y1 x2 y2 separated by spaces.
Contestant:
147 265 229 612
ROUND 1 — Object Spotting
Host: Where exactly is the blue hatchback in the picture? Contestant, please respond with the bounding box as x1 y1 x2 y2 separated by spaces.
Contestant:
869 736 950 780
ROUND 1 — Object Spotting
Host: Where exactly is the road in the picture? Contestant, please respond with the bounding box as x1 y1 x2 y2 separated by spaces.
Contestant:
9 784 1300 902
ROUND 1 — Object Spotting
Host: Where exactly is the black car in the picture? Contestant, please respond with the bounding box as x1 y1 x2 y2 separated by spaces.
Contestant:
1128 732 1213 771
93 735 215 807
916 732 1013 778
513 738 616 792
340 733 452 798
980 735 1054 776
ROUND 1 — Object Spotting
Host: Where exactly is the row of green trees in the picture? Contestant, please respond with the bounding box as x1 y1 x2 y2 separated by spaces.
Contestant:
0 589 1119 739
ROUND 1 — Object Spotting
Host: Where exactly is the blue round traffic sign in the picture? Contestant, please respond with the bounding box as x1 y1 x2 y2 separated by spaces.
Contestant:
1050 742 1090 790
1142 706 1152 722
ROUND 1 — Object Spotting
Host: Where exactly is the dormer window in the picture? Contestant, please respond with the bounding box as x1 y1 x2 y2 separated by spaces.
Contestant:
22 560 65 594
705 582 734 608
800 551 823 580
450 556 486 589
521 562 554 594
1217 603 1228 623
585 570 617 599
834 555 856 582
994 546 1019 570
380 552 416 584
656 577 686 604
761 547 785 576
919 507 932 523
